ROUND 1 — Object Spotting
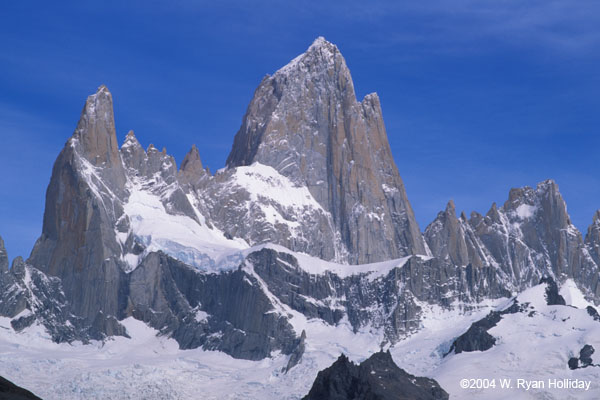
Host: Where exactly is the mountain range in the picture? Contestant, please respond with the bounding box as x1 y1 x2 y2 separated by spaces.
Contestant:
0 37 599 399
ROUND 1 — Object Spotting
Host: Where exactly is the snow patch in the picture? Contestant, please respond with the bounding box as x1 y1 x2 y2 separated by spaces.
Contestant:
121 181 248 272
515 204 537 219
560 279 592 309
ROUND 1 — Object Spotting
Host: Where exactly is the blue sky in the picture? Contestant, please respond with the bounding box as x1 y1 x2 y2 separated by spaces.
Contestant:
1 1 599 260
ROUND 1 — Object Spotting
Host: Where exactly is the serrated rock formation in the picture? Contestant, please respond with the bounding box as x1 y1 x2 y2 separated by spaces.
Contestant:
226 37 427 264
426 180 600 298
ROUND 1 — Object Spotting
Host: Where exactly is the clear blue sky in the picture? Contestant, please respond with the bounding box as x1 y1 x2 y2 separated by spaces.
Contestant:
1 1 599 260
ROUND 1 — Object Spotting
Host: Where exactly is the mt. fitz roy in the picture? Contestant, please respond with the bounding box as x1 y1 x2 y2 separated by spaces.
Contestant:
1 36 599 369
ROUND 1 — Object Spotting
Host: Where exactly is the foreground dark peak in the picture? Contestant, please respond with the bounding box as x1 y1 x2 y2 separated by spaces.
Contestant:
0 375 42 400
303 351 448 400
227 37 427 263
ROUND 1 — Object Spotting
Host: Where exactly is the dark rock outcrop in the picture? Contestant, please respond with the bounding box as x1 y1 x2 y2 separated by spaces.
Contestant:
0 375 42 400
568 344 596 369
586 306 600 321
540 277 566 306
580 344 595 366
302 351 448 400
446 301 524 355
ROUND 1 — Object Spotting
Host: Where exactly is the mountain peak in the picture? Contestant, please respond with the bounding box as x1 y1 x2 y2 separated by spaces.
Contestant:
306 36 338 57
594 210 600 224
445 199 456 215
310 36 329 48
0 235 8 273
179 144 205 183
122 130 141 149
274 36 346 78
70 85 120 169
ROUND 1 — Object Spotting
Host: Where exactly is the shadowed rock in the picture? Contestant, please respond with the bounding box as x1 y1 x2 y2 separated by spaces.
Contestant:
540 277 566 306
586 306 600 321
303 351 448 400
568 344 597 369
0 375 42 400
446 301 524 355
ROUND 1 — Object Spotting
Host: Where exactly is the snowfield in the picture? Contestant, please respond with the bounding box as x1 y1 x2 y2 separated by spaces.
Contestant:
2 279 598 399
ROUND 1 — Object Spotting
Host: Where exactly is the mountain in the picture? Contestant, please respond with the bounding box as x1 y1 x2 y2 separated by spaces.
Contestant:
0 37 599 399
226 37 427 264
302 351 448 400
13 38 440 358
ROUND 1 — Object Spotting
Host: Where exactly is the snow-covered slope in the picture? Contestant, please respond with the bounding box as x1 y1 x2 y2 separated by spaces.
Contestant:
118 173 248 272
0 296 497 400
390 281 600 399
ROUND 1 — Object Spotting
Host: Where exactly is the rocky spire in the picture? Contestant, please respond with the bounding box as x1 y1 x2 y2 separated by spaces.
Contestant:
28 86 128 329
179 144 206 184
425 200 470 267
120 130 147 173
225 37 427 263
72 85 122 169
0 235 8 274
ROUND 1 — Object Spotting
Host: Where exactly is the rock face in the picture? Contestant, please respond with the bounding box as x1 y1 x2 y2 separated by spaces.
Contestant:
302 351 448 400
246 247 510 345
587 306 600 321
0 255 104 343
585 210 600 266
226 37 427 264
